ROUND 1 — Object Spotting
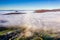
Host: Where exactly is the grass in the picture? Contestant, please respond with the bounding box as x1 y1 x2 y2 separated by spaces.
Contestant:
0 27 16 35
14 32 58 40
0 27 60 40
0 30 11 35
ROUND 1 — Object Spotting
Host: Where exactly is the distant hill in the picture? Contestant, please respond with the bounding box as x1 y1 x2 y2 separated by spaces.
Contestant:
2 12 26 15
35 9 60 13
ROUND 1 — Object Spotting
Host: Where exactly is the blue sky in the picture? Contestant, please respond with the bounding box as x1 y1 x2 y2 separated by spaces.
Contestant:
0 0 60 10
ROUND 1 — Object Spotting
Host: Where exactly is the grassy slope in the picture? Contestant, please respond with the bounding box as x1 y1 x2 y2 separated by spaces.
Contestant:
0 27 59 40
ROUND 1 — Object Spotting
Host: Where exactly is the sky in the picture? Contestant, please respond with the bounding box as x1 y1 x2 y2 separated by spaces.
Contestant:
0 0 60 10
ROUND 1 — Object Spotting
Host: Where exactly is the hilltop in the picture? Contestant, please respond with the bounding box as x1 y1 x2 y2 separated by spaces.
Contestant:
35 9 60 13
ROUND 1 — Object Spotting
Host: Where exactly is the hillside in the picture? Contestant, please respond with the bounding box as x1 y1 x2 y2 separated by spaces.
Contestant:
35 9 60 13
